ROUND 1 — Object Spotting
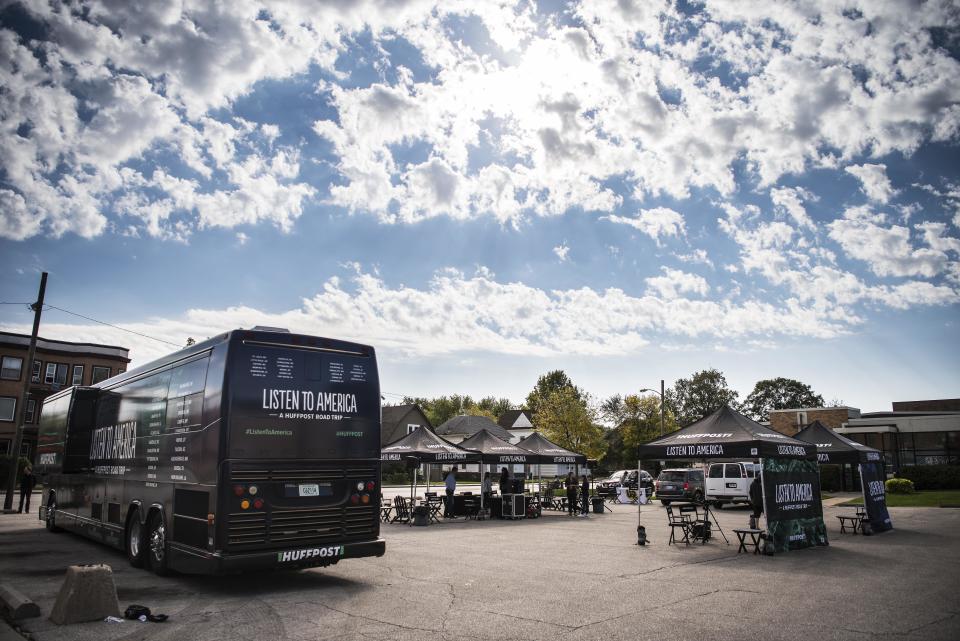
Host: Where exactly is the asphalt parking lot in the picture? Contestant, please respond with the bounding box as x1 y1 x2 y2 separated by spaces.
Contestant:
1 502 958 641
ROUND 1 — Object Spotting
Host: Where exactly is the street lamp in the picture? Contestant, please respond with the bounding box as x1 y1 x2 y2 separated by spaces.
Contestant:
634 380 665 537
638 379 665 437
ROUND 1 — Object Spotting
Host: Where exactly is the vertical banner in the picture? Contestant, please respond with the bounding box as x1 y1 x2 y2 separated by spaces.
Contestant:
858 460 893 534
762 457 829 553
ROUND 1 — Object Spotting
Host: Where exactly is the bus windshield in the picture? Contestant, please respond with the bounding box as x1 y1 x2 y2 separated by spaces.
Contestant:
227 340 380 460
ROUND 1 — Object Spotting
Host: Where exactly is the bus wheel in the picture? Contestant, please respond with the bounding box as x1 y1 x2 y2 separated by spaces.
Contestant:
45 496 62 532
146 512 170 576
126 510 146 568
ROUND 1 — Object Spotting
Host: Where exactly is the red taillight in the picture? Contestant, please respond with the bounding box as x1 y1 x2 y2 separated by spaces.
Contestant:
683 482 689 490
350 494 360 505
233 485 245 496
361 493 370 504
253 498 264 510
366 481 376 491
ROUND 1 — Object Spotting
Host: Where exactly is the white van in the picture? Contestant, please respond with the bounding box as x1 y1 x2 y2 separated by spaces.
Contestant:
705 462 759 507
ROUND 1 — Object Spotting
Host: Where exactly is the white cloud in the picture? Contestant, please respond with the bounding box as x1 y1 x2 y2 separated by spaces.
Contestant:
553 243 570 262
604 207 686 245
828 206 951 278
645 267 710 299
770 187 816 229
845 163 897 204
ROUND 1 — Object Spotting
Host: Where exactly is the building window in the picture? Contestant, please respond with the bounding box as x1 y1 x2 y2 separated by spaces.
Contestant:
1 356 23 381
0 397 16 422
24 399 36 424
31 360 42 383
91 366 111 384
796 411 807 428
406 423 420 435
72 365 84 386
45 363 68 386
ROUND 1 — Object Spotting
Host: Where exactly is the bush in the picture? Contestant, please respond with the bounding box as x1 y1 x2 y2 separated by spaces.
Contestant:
886 478 915 494
898 465 960 490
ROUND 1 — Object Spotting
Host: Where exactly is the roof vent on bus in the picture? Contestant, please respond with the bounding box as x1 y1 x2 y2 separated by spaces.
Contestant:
250 326 290 333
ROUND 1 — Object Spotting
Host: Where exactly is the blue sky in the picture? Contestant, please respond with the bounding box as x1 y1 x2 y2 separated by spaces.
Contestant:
1 1 958 413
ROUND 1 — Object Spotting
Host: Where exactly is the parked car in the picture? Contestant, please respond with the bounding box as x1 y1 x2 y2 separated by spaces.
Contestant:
705 462 759 507
596 469 655 498
655 468 705 505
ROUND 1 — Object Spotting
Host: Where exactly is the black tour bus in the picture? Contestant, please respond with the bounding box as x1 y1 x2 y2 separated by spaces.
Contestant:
36 327 385 575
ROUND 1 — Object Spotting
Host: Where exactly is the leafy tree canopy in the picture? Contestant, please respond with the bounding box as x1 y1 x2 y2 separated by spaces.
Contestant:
400 395 513 427
526 370 583 418
534 386 605 460
742 378 825 421
665 368 739 427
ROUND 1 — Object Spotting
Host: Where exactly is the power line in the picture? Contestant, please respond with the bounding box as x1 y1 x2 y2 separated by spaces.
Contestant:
43 304 184 348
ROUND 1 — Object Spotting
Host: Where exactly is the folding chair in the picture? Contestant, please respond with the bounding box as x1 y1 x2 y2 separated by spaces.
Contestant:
391 496 411 524
380 498 393 523
666 506 690 546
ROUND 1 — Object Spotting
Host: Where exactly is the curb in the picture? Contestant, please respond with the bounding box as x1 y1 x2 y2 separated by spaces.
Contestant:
0 585 39 622
0 620 27 641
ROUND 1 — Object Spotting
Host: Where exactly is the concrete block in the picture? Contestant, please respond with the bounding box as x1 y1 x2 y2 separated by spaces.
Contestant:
0 583 40 619
49 565 121 625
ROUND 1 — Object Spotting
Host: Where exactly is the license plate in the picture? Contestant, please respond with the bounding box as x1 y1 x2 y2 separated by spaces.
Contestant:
664 485 675 490
299 483 320 497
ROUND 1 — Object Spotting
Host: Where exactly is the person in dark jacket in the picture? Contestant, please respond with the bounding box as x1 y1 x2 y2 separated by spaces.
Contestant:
565 472 577 516
749 476 764 525
499 467 511 495
580 475 590 517
18 465 35 514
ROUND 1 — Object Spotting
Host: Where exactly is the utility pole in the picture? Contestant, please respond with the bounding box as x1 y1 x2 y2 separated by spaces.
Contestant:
3 272 47 513
660 379 665 437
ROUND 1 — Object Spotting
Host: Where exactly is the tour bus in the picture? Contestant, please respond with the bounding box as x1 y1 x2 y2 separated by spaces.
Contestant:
36 327 385 575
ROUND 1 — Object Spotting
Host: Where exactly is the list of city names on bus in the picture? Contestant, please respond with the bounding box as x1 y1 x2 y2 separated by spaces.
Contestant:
276 356 294 380
249 354 268 378
349 363 367 382
328 361 345 383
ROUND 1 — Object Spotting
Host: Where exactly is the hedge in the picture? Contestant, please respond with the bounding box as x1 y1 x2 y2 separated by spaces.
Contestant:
897 465 960 490
886 478 915 494
819 464 842 492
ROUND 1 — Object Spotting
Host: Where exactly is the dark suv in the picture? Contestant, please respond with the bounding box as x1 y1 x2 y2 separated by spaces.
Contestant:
655 468 705 505
596 469 654 498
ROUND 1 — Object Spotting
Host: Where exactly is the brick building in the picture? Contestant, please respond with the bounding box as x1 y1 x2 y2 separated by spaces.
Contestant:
768 406 861 436
0 330 130 461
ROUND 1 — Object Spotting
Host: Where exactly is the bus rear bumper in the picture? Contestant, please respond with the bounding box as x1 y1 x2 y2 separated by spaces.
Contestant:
195 539 386 574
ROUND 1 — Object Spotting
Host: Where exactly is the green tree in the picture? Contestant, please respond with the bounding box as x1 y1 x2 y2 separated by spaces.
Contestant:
665 368 739 427
600 393 679 465
525 370 583 418
476 396 514 420
534 386 605 459
742 378 825 422
401 394 514 426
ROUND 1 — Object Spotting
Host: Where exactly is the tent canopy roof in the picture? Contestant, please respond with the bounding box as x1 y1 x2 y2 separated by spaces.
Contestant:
458 428 534 464
518 431 587 465
381 425 480 463
638 405 815 460
795 420 883 464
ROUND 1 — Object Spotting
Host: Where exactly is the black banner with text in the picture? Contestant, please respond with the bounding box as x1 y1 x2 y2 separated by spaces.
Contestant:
859 462 893 534
762 457 828 553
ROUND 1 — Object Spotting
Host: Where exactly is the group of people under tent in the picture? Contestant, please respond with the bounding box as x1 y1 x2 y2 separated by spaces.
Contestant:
438 465 593 519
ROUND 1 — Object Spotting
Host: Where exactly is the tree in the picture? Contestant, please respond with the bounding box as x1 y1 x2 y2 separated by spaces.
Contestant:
665 368 739 427
534 387 605 460
742 378 825 422
400 394 514 427
525 370 583 419
600 392 679 467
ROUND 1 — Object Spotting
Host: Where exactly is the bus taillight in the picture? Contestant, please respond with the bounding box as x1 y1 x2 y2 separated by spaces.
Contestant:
350 494 360 505
253 498 264 510
366 481 375 491
233 485 245 496
361 494 370 504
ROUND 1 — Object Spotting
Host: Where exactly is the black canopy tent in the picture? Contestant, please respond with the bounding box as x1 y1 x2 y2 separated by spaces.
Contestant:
516 431 587 500
795 420 881 464
637 405 817 461
458 428 538 513
381 426 480 500
638 406 827 553
796 421 892 533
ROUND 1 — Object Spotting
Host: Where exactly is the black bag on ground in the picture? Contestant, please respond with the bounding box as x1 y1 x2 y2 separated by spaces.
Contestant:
636 525 648 546
124 605 169 623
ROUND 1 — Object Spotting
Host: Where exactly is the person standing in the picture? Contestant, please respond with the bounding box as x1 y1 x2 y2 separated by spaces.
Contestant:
18 464 35 514
565 471 577 516
749 475 764 529
580 474 590 517
482 472 492 504
499 467 511 495
444 466 458 518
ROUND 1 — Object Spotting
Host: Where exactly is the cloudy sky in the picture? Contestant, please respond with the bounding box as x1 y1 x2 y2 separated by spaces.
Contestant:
1 0 958 412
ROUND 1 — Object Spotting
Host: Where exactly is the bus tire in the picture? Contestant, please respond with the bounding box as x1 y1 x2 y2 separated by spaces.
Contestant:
146 511 170 576
126 509 146 568
45 495 62 532
660 500 671 506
